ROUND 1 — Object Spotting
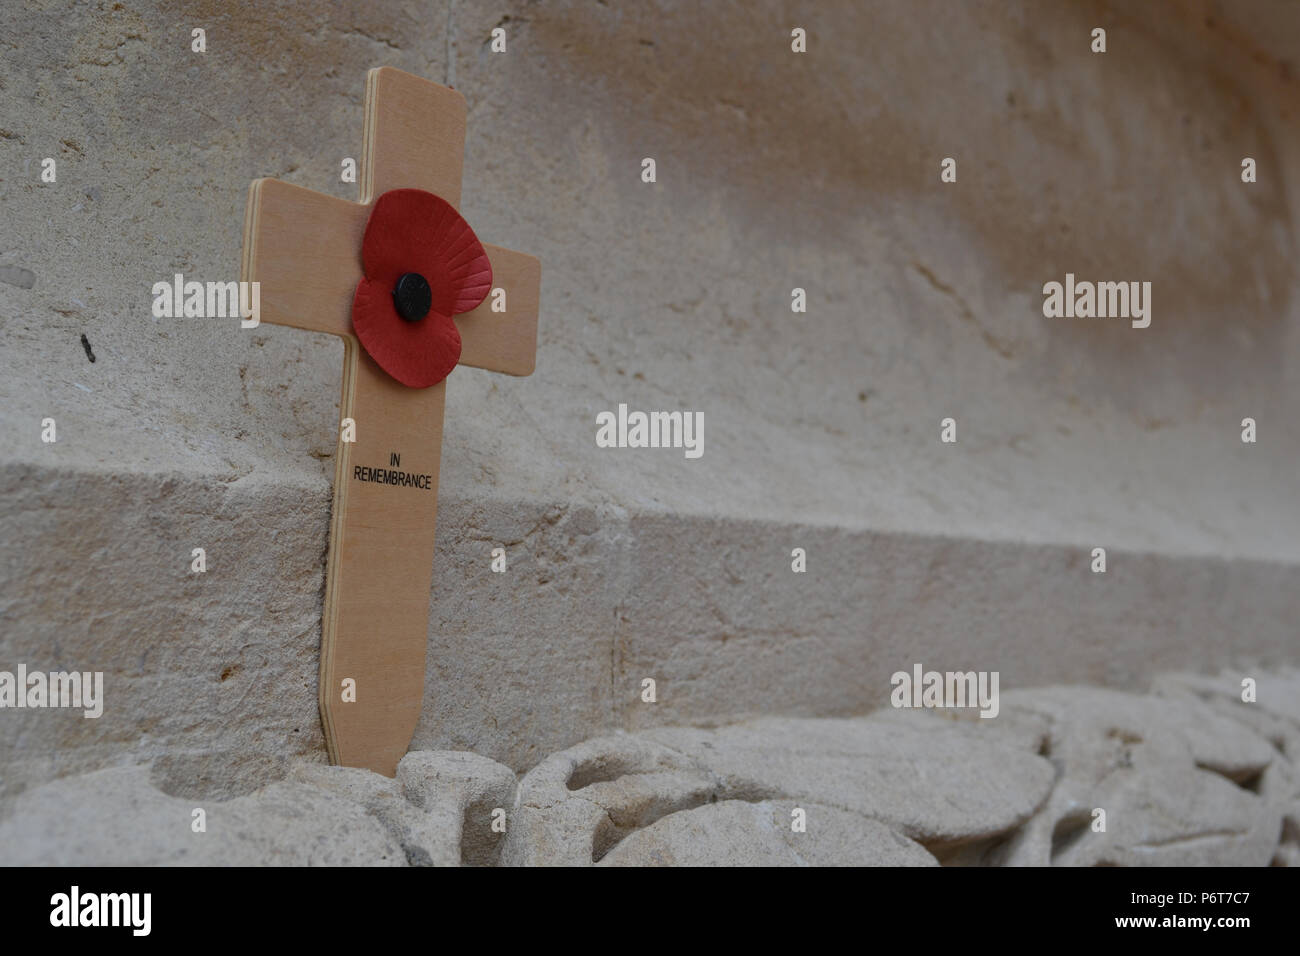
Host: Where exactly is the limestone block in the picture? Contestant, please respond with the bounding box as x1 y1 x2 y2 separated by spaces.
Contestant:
1151 668 1300 867
501 733 714 866
0 765 405 866
644 714 1057 848
995 687 1286 866
395 750 518 866
1152 668 1300 780
0 749 517 866
598 801 937 867
285 750 516 866
502 713 1055 865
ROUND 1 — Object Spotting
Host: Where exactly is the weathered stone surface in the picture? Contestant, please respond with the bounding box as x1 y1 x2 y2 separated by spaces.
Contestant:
994 687 1286 866
0 765 405 865
283 750 516 866
1151 669 1300 867
395 750 518 866
0 749 516 866
598 801 937 867
645 715 1057 847
502 712 1055 865
1152 668 1300 777
2 680 1297 865
286 761 448 866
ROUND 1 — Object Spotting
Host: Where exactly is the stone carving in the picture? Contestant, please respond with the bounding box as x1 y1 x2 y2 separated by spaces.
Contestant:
4 671 1293 866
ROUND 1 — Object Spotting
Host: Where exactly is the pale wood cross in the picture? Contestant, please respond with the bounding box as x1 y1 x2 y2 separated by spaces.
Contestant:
240 67 540 776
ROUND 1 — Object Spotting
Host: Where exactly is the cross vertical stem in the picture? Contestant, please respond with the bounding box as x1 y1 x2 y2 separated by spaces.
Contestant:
320 344 446 773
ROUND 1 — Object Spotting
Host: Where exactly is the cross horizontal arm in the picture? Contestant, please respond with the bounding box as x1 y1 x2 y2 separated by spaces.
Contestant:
242 178 368 337
454 244 541 376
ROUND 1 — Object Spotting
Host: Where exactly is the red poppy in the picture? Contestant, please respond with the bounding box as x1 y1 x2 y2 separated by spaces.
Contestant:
351 188 493 388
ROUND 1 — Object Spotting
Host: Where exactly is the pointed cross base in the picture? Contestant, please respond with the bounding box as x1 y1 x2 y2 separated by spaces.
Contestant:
241 68 540 775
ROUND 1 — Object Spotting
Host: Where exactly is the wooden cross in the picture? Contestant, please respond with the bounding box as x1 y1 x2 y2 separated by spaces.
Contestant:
240 68 540 776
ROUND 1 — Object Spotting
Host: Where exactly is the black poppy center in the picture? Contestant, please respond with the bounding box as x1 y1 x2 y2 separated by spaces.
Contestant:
392 272 432 322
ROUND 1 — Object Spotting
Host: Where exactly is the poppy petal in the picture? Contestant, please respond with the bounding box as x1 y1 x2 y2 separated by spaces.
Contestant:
352 276 462 388
361 188 492 318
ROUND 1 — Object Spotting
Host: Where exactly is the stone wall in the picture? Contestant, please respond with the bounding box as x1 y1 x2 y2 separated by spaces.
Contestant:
1 1 1298 806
